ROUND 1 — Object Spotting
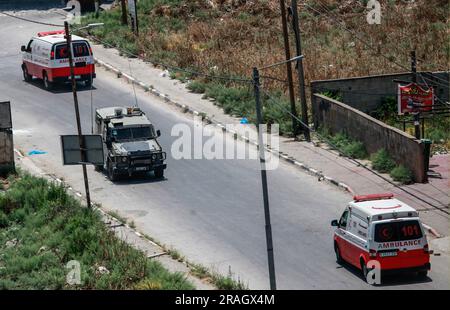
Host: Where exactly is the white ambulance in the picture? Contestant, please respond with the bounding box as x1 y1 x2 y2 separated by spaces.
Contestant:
21 30 96 90
331 193 431 282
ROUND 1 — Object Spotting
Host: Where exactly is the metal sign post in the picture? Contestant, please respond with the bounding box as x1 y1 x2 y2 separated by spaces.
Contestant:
61 135 104 166
64 21 92 208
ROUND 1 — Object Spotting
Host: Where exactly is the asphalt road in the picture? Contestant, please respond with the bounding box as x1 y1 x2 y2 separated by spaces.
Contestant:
0 9 448 289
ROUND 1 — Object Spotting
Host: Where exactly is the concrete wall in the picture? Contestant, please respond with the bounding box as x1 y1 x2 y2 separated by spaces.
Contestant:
311 72 449 113
0 130 14 176
312 94 427 183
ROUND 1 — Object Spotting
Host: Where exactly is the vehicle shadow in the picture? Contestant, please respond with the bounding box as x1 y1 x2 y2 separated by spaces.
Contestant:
337 260 432 287
99 171 168 185
26 79 96 94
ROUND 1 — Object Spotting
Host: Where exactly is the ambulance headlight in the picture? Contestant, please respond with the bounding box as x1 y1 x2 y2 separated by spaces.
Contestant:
121 157 128 163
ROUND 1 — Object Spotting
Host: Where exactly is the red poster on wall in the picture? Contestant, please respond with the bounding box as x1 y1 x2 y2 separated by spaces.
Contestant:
398 83 434 115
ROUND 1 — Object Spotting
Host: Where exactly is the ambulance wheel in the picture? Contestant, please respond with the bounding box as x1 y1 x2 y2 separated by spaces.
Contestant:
417 271 428 279
361 259 369 280
334 243 343 265
154 168 164 178
22 65 32 82
43 72 53 90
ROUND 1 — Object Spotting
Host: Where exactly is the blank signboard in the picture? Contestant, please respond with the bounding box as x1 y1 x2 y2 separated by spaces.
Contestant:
61 135 104 166
0 101 12 129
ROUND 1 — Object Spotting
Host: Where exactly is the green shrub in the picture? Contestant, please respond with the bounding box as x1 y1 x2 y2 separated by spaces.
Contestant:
0 172 194 290
187 81 207 93
390 165 414 184
372 96 397 122
321 91 343 102
0 210 8 228
327 132 368 159
371 149 396 173
342 141 368 159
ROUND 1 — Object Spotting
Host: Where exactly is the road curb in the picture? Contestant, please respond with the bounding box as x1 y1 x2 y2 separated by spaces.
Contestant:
94 57 357 195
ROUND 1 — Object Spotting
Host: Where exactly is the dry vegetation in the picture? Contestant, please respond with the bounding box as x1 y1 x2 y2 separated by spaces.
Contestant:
83 0 449 138
87 0 449 88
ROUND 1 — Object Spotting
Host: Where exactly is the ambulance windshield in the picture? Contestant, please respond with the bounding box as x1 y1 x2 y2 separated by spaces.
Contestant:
374 220 423 243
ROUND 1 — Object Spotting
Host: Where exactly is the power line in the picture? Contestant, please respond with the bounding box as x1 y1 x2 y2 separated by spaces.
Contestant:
260 77 448 101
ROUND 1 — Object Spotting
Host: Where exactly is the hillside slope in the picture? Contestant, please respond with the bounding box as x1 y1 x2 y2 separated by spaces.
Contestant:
86 0 449 86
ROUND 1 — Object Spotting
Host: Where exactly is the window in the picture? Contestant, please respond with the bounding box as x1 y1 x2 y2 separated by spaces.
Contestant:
374 220 423 243
54 41 90 59
111 126 156 141
112 128 132 141
339 210 349 229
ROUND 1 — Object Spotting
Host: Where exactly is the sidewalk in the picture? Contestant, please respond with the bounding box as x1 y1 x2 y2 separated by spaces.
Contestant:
91 42 449 237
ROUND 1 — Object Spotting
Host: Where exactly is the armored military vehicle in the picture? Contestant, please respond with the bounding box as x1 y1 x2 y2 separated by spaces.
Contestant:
94 106 166 181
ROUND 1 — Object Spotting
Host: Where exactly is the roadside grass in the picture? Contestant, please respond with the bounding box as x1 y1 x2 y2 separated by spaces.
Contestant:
390 165 414 185
318 128 368 159
106 210 127 225
370 149 414 184
317 130 415 184
190 263 248 290
140 232 247 290
0 173 194 290
370 149 396 173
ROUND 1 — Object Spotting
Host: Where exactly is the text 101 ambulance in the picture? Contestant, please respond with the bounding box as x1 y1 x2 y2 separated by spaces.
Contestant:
21 30 95 90
331 193 432 283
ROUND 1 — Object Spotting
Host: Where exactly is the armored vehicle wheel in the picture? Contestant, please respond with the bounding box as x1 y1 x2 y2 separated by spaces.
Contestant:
107 160 117 182
154 168 164 178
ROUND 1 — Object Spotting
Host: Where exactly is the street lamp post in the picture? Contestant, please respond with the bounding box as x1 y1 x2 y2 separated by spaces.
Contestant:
253 54 305 290
252 67 277 290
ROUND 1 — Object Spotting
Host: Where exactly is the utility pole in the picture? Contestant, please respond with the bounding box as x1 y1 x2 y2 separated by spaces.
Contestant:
252 67 277 290
279 0 299 137
120 0 128 25
411 50 421 139
94 1 100 18
64 21 92 209
290 0 310 141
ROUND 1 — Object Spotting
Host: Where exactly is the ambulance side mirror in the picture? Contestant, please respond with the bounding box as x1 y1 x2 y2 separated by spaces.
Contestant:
156 130 161 137
21 45 26 52
331 220 339 227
